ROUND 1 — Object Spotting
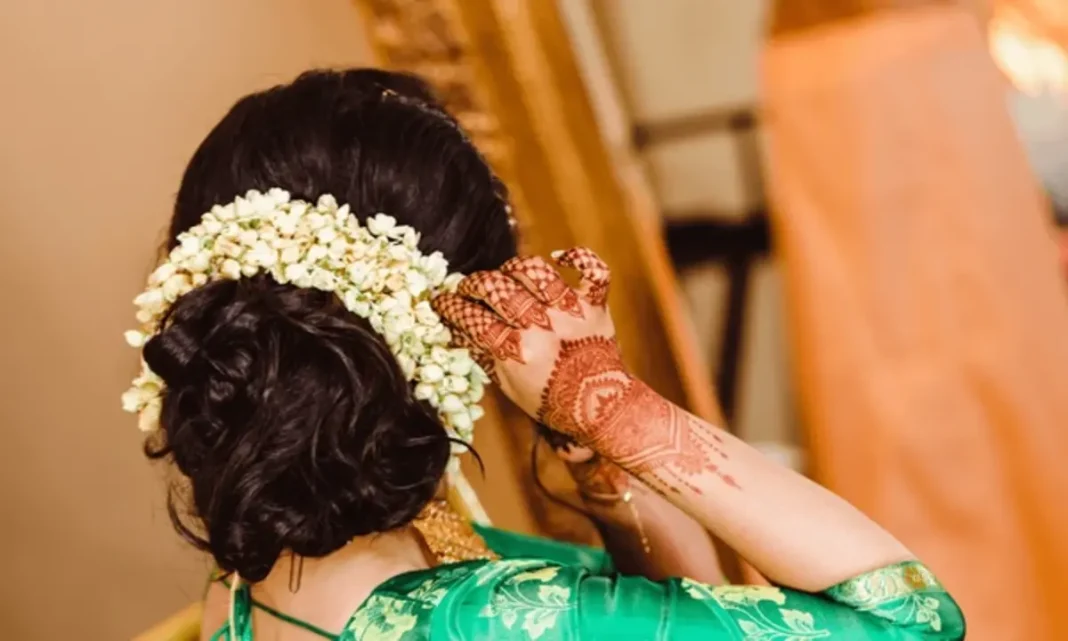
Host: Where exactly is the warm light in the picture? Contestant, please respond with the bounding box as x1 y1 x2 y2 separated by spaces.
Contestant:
990 9 1068 95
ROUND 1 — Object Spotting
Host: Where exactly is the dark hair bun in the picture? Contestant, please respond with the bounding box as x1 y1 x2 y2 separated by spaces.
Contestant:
144 276 450 581
146 68 515 582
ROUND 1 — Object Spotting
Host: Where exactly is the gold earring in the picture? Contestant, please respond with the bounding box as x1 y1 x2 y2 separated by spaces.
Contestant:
411 499 499 565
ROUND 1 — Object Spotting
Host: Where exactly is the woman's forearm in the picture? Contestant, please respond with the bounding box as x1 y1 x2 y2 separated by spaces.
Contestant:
585 378 912 592
436 248 910 592
563 450 724 584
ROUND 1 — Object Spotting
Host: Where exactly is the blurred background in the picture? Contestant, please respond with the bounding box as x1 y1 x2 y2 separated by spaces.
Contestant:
2 0 1066 639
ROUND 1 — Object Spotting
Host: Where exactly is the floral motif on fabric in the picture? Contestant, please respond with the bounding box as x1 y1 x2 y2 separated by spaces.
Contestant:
344 563 474 641
681 580 831 640
824 561 945 632
345 594 420 641
477 561 576 640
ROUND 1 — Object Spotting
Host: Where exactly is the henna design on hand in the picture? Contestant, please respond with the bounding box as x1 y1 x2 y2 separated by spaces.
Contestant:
458 272 552 331
538 337 739 493
553 247 611 307
433 293 524 363
501 256 584 318
537 336 628 437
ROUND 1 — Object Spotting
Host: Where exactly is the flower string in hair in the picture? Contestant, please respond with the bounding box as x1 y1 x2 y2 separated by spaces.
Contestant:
122 188 488 451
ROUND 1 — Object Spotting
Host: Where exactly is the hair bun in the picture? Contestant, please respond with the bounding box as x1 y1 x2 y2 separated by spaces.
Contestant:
144 275 450 582
148 67 517 582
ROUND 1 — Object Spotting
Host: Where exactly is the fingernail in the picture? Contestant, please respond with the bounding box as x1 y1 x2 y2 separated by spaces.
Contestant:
550 250 564 260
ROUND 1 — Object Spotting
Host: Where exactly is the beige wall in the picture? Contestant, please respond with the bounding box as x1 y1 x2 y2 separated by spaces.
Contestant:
0 1 368 638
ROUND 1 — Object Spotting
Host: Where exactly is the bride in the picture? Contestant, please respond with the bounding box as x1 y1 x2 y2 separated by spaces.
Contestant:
123 69 965 640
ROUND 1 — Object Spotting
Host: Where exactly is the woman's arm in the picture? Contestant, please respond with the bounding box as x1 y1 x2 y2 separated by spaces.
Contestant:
556 442 724 584
435 249 911 593
551 372 911 592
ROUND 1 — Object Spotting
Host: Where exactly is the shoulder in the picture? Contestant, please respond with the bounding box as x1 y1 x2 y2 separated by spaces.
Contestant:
343 558 729 640
426 559 598 640
342 559 597 641
342 560 487 641
341 559 785 640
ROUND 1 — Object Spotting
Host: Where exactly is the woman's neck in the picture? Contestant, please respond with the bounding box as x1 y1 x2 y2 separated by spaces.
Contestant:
251 526 431 633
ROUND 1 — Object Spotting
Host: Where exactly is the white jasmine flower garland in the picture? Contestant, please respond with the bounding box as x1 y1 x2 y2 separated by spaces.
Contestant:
122 188 488 453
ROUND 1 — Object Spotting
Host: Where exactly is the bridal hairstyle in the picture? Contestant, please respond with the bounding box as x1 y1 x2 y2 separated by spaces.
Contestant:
143 69 516 582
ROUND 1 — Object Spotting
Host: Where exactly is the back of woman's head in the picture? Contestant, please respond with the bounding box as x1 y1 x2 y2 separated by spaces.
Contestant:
143 69 516 582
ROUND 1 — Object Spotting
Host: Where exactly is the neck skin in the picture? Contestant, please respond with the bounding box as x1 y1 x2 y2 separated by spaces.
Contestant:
230 527 431 636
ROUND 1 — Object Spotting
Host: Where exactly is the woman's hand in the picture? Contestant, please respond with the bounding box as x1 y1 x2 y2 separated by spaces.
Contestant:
432 247 623 441
436 248 724 491
435 248 724 484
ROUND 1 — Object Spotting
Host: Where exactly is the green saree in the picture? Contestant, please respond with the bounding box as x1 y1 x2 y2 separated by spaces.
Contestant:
212 525 965 640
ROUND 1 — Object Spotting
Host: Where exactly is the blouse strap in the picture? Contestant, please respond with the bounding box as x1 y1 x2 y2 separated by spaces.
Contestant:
216 576 338 640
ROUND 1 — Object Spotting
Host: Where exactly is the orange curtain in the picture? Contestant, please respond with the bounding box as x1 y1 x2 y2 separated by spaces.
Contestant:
763 3 1068 639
